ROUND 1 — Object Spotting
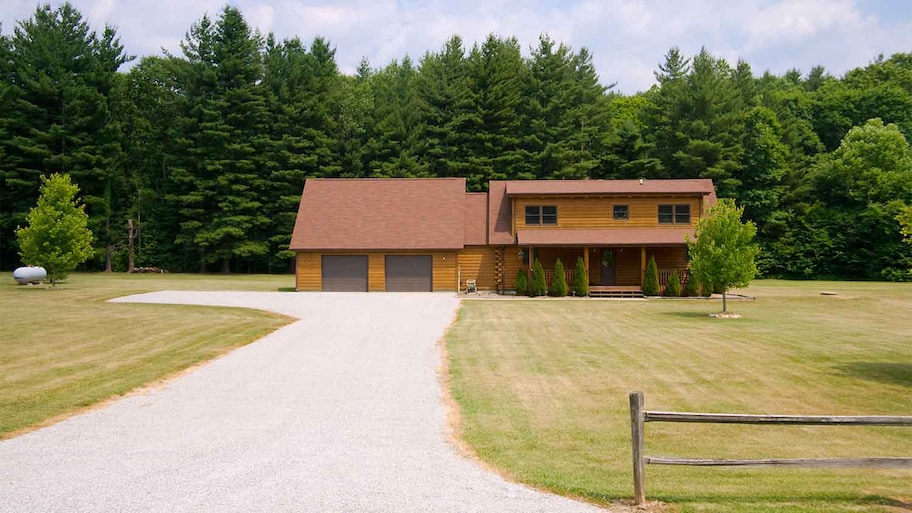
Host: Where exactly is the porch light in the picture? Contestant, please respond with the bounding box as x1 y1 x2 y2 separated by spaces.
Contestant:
518 249 525 260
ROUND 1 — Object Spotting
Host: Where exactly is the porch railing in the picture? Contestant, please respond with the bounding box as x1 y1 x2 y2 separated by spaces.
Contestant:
658 268 689 289
543 269 574 288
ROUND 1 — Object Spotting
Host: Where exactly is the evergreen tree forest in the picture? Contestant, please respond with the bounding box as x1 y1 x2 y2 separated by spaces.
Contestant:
1 4 910 278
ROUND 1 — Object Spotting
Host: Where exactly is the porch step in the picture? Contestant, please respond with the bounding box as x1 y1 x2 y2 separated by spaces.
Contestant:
589 286 644 299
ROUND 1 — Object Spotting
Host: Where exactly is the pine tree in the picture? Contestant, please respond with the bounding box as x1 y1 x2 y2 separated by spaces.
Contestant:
16 174 93 285
551 259 569 297
530 259 548 297
643 256 660 296
664 270 682 297
514 267 529 296
573 256 589 297
684 272 701 297
1 4 129 271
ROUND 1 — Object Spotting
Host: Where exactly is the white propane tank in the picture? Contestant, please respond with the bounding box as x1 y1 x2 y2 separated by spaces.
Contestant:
13 266 47 285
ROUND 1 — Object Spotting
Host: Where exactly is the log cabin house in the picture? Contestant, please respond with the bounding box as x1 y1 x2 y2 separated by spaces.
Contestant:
290 178 717 296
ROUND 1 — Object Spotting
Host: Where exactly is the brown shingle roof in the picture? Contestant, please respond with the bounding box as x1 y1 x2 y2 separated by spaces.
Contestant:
488 181 515 245
290 178 467 250
464 193 488 245
516 227 694 247
504 179 715 196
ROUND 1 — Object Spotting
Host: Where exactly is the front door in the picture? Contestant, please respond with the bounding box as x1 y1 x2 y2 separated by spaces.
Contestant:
600 249 616 285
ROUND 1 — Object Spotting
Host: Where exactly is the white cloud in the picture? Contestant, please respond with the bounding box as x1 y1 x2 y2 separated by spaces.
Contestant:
1 0 910 93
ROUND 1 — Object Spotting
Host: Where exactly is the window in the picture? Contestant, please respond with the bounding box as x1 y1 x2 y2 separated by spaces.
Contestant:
658 204 691 224
525 205 558 225
613 204 629 220
675 204 691 224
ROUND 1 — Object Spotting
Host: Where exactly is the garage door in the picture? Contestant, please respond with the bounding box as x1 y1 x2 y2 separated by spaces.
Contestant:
385 255 432 292
322 256 368 291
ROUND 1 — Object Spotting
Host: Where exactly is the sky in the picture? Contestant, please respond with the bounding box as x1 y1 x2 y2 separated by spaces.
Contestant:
2 0 911 94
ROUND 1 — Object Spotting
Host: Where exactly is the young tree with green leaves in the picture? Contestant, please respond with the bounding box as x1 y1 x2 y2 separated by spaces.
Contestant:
687 199 760 313
899 206 912 245
16 174 94 286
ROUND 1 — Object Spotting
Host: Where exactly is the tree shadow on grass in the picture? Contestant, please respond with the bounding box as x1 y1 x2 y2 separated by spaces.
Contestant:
276 287 296 292
837 362 912 387
651 493 910 511
659 311 714 319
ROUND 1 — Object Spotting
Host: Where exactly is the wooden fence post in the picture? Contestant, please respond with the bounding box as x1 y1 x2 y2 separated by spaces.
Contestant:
630 391 646 505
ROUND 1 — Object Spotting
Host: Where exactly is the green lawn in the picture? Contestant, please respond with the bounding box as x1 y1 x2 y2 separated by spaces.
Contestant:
446 280 912 512
0 272 294 439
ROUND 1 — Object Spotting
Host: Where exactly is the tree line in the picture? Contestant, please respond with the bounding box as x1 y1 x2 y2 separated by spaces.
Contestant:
1 3 910 279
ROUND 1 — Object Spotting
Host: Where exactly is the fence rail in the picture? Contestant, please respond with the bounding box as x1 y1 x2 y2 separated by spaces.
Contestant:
629 391 912 505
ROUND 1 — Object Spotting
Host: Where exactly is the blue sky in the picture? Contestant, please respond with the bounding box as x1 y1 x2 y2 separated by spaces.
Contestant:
2 0 911 94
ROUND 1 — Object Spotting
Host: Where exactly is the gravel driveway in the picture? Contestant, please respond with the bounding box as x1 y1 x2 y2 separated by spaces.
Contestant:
0 291 606 513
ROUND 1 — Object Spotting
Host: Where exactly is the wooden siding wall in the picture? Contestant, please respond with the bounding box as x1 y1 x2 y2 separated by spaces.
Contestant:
648 247 688 270
295 250 457 291
616 248 642 286
501 246 523 292
535 247 585 270
368 254 385 291
433 252 458 291
514 196 703 230
457 246 497 291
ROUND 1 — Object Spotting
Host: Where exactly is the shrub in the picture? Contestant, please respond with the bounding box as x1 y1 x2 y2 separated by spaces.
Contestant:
530 259 548 297
573 256 589 297
514 268 529 296
551 259 569 297
665 270 682 297
684 272 701 297
643 256 660 296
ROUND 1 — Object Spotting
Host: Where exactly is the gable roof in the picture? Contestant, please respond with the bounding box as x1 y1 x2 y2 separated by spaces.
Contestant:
503 179 716 197
290 178 467 251
464 193 488 245
487 180 514 245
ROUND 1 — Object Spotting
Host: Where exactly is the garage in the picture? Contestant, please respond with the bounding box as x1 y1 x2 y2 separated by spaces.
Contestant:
385 255 433 292
322 255 368 291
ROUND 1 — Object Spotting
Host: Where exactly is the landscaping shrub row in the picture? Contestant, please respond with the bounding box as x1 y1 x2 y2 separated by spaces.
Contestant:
515 256 711 297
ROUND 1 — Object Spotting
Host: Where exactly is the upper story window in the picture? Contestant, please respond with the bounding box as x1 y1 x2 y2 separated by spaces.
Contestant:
658 204 691 224
525 205 557 225
613 205 629 220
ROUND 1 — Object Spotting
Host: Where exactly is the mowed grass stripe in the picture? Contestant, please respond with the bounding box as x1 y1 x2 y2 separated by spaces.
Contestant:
447 281 912 512
0 273 293 438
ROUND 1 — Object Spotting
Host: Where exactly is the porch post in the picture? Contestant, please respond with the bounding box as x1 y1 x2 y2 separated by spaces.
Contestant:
583 247 589 282
529 246 534 268
640 247 647 286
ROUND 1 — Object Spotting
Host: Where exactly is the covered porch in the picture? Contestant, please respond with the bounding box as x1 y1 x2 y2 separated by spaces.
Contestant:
520 245 689 293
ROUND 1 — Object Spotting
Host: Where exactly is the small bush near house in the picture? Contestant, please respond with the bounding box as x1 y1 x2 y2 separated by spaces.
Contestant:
665 270 682 296
530 260 548 297
684 273 701 297
573 257 589 297
551 259 569 297
643 256 660 296
515 268 529 296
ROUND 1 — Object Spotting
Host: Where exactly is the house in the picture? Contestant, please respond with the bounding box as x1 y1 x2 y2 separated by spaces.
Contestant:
290 178 717 293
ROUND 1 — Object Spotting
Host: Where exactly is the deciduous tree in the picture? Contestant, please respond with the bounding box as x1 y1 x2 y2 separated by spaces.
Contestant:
687 199 759 313
16 174 94 285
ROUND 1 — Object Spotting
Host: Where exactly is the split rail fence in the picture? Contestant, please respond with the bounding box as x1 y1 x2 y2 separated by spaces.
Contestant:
628 391 912 505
